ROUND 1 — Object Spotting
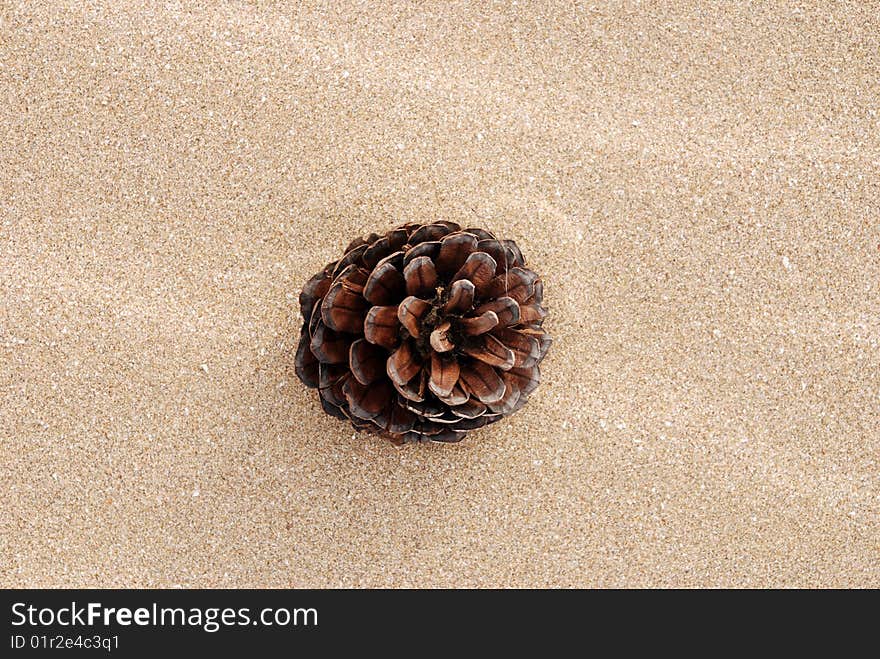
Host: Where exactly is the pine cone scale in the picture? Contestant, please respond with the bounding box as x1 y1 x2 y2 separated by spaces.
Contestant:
349 338 386 385
363 306 400 349
364 262 405 305
403 257 438 297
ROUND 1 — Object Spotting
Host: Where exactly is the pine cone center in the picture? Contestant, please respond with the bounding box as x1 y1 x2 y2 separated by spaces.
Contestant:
410 286 463 356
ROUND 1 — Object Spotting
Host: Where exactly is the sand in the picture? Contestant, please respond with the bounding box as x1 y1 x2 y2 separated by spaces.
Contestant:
1 1 878 588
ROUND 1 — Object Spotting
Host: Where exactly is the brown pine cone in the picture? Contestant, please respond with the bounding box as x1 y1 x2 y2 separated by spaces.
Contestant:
294 222 551 444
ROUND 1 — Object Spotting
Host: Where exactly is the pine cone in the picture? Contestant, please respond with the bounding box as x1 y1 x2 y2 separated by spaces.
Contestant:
294 222 551 444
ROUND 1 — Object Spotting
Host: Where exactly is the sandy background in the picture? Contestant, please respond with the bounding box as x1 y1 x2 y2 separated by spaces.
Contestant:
1 1 878 588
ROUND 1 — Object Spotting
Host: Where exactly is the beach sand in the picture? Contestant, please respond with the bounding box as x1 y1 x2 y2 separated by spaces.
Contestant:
1 1 878 587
